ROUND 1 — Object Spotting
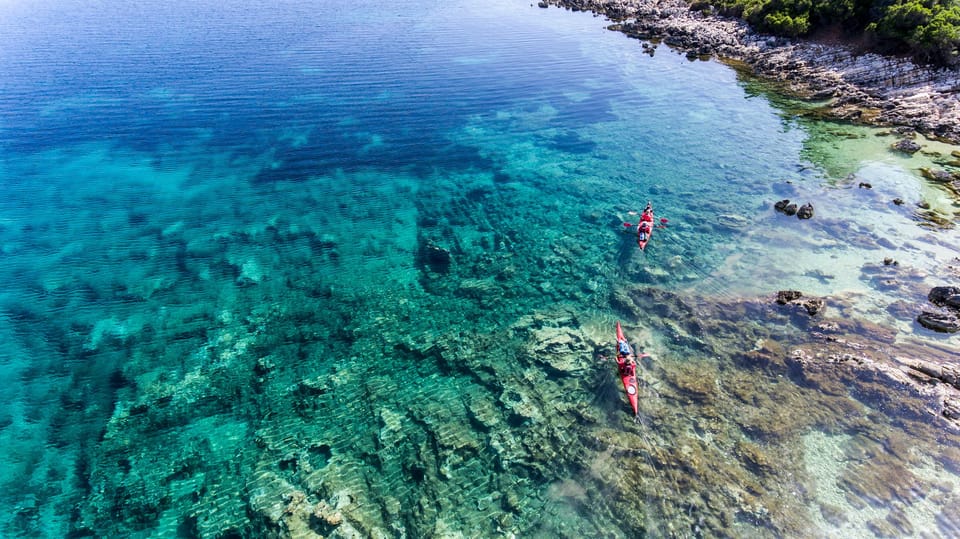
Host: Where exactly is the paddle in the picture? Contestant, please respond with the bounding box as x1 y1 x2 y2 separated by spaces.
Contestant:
622 218 669 228
598 352 650 364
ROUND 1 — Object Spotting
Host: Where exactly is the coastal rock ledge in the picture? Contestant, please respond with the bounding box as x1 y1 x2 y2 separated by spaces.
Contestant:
542 0 960 143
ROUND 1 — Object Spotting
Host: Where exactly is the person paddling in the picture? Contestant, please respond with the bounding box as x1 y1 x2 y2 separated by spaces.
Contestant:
604 321 652 417
614 336 648 377
617 354 636 377
636 202 654 246
640 202 654 224
613 336 633 379
621 202 667 250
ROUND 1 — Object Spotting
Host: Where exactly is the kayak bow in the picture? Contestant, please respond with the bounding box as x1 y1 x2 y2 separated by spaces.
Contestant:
615 321 639 416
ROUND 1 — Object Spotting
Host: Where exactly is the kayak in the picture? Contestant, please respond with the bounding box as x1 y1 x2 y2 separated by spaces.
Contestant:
621 203 665 252
615 321 639 416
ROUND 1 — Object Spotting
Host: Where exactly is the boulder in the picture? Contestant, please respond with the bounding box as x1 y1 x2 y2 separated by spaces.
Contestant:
918 286 960 332
909 361 960 389
892 139 922 154
419 240 452 273
776 290 824 316
774 199 799 215
917 309 960 333
920 167 957 183
929 286 960 309
773 198 812 215
776 290 803 304
799 297 825 315
797 203 814 220
944 399 960 421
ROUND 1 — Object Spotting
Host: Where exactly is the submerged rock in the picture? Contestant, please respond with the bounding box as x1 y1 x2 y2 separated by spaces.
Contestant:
716 213 750 230
892 139 922 154
920 167 957 183
418 240 452 273
528 326 592 375
909 360 960 390
929 286 960 310
774 199 798 216
917 286 960 332
776 290 803 304
775 290 824 315
917 309 960 333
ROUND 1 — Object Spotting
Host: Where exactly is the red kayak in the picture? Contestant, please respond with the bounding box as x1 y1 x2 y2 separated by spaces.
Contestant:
615 321 639 416
622 203 658 251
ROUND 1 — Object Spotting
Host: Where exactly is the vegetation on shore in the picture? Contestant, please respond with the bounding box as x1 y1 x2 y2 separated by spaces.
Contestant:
699 0 960 66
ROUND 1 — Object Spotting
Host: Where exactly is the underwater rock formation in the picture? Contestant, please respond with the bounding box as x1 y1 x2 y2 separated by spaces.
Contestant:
910 361 960 392
930 286 960 309
918 286 960 333
774 200 814 219
774 199 796 215
893 138 923 154
418 240 452 274
528 326 593 375
776 290 824 316
918 308 960 333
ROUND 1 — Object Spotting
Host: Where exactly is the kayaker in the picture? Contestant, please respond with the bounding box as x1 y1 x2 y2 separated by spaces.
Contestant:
615 351 650 374
618 356 636 377
637 221 652 243
637 203 654 243
616 338 642 375
640 202 654 223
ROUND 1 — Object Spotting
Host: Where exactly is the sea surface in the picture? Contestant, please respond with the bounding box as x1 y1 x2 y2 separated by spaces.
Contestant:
2 0 960 537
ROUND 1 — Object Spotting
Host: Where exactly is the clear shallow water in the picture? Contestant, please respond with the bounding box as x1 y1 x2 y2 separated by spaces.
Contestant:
2 0 960 537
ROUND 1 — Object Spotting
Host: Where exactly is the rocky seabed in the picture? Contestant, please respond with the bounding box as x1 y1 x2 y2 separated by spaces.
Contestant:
61 175 960 538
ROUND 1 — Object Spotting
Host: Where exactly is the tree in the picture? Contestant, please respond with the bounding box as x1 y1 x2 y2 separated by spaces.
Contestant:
706 0 960 66
763 11 812 35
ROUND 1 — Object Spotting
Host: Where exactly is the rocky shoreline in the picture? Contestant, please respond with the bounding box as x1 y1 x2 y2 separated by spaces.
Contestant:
540 0 960 144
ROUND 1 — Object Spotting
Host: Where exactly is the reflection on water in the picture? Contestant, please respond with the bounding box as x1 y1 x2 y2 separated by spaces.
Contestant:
0 0 958 537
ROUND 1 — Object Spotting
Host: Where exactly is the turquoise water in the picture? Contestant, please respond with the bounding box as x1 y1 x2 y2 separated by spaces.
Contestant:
2 0 960 537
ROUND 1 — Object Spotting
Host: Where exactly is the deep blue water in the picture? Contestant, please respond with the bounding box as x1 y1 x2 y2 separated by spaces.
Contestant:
2 0 960 537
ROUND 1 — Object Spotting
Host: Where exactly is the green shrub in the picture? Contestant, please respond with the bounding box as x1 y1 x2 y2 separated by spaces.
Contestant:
703 0 960 66
763 11 811 35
